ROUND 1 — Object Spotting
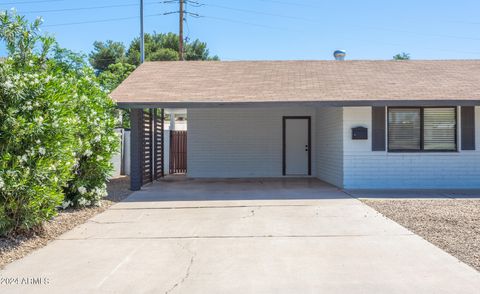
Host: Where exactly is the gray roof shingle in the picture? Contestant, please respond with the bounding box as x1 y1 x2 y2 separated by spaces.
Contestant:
111 60 480 106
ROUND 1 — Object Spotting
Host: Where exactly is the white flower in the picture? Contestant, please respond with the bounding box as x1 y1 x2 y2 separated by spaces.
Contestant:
84 149 93 157
93 135 101 142
61 200 72 209
92 186 108 198
38 147 46 155
4 80 13 89
78 197 88 206
96 155 103 161
36 139 41 144
20 154 28 162
34 116 44 125
0 177 4 189
78 186 87 195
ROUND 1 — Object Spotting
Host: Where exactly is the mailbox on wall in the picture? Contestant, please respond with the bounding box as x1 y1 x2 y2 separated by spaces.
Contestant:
352 127 368 140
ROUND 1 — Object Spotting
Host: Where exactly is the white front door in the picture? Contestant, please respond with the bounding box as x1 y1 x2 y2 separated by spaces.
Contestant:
284 118 310 175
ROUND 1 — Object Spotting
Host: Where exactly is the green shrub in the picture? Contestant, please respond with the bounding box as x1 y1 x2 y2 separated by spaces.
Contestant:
0 58 78 234
0 11 119 234
62 67 119 208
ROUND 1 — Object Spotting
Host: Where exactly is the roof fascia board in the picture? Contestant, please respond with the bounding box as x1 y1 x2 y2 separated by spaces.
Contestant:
116 100 480 109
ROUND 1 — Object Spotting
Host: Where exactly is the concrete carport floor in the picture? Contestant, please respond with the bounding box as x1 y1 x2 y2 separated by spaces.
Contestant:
1 178 479 293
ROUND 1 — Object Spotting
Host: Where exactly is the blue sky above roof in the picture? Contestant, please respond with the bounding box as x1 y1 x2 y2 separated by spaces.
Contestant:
1 0 479 60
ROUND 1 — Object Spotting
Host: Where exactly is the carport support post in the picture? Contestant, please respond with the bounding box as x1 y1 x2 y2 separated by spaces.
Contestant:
130 109 143 191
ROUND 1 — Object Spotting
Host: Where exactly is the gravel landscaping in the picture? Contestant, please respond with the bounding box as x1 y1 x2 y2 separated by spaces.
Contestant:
363 199 480 272
0 176 132 269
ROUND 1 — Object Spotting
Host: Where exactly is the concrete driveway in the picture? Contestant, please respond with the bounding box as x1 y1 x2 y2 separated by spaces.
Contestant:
1 178 480 293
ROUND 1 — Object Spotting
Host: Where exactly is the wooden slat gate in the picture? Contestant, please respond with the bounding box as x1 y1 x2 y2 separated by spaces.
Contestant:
153 109 165 180
141 109 164 185
141 109 153 184
169 130 187 174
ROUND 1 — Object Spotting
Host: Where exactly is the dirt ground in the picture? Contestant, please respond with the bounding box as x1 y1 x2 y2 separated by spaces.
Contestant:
0 176 133 269
363 199 480 272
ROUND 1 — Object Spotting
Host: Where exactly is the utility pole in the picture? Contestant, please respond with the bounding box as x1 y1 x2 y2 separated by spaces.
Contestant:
164 0 201 59
140 0 145 63
179 0 184 60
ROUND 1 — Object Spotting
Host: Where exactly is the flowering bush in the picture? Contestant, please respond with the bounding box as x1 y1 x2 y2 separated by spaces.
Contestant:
0 58 78 233
62 67 118 208
0 12 118 234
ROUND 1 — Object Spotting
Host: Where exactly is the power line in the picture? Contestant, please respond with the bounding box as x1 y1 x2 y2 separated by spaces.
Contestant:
259 0 480 26
198 3 480 42
42 14 162 28
20 2 161 14
162 0 202 18
202 15 293 32
257 0 319 8
4 0 478 57
2 0 67 5
37 12 480 57
6 0 480 42
202 3 310 22
162 0 203 60
184 0 191 42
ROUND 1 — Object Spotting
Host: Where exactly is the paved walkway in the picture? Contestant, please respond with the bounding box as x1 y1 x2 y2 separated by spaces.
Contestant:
1 178 479 293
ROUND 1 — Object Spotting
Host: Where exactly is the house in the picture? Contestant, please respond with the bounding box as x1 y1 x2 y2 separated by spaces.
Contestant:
110 60 480 190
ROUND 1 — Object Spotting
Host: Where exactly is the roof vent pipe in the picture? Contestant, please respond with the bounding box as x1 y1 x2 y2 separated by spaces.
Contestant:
333 50 346 61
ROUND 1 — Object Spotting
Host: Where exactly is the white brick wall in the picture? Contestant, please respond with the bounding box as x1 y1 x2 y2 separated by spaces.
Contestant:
187 106 480 189
342 106 480 189
316 107 343 187
187 108 316 178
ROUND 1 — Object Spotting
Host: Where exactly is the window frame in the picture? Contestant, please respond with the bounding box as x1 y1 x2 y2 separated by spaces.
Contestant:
387 106 458 153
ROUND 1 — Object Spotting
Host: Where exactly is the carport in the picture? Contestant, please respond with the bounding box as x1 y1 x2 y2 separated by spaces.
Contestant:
111 60 480 191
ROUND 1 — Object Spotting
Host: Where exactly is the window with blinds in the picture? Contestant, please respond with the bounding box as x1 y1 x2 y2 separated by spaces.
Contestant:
388 107 457 152
423 108 456 150
388 108 421 151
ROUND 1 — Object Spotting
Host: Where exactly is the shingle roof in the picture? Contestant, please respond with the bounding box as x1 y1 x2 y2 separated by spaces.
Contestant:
111 60 480 107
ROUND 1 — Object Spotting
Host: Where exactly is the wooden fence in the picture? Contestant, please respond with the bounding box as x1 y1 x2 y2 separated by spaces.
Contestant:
169 131 187 174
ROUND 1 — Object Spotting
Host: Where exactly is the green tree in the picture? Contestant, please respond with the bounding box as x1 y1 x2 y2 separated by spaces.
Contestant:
98 62 136 92
126 32 218 65
149 48 179 61
92 32 218 129
393 52 411 60
97 62 136 129
89 40 126 72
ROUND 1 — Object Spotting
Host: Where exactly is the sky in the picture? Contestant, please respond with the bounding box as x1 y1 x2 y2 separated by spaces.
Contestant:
1 0 480 60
